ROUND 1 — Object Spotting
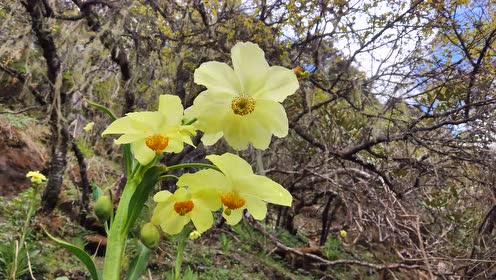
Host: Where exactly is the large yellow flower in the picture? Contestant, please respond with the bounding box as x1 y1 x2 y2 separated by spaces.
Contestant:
185 42 299 150
151 186 221 235
102 95 196 165
178 153 292 225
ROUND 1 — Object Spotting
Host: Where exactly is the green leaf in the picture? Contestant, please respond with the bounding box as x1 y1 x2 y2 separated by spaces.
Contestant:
86 99 133 175
125 166 165 231
86 100 117 121
43 228 100 280
125 241 152 280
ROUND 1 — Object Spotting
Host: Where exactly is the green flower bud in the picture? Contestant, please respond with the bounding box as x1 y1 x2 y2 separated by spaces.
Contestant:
94 195 112 222
140 223 160 249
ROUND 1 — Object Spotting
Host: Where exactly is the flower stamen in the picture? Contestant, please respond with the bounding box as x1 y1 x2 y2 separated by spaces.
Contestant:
231 96 256 116
174 200 194 216
221 192 245 215
145 134 169 155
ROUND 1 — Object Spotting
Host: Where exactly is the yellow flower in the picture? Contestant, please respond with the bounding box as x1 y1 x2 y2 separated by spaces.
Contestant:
185 42 299 150
339 230 347 238
83 122 95 132
26 170 46 184
151 187 221 235
102 95 196 165
177 153 292 225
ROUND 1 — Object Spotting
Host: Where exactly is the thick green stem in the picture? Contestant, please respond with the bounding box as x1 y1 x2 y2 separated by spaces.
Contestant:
101 177 139 280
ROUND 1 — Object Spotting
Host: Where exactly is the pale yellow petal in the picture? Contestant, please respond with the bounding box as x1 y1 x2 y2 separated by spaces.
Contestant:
153 191 173 202
190 203 214 233
194 61 240 95
164 138 184 153
252 66 299 102
127 112 164 133
158 95 184 125
151 202 173 225
184 90 232 133
201 132 223 146
244 195 267 220
172 187 190 201
160 213 190 235
206 153 254 180
177 169 229 193
131 140 156 165
250 100 288 138
223 114 271 150
236 175 292 206
223 207 243 225
222 115 251 150
114 133 145 144
193 190 222 211
231 42 269 94
102 115 136 135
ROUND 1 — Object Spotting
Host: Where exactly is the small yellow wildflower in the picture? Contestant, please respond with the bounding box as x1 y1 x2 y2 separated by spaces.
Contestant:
26 170 46 184
185 42 299 150
177 153 292 225
339 230 347 238
83 122 95 132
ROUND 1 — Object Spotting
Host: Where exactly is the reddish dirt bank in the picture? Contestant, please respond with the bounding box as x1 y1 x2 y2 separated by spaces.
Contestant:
0 118 47 196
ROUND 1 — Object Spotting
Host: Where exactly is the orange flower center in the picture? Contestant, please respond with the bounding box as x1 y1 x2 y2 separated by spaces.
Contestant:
221 192 245 215
145 134 169 155
174 200 194 216
231 96 256 116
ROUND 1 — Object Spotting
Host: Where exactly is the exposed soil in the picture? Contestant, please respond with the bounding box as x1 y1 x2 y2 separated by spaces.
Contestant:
0 118 47 196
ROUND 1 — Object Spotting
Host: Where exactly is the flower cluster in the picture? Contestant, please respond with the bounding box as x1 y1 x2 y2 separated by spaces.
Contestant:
151 153 292 234
102 42 298 237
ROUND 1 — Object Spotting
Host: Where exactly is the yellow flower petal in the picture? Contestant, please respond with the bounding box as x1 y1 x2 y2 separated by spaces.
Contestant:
191 203 214 233
131 140 156 165
153 191 173 202
224 113 271 150
160 213 190 235
244 195 267 220
194 61 240 95
223 208 243 225
201 132 223 146
178 169 228 193
253 66 299 102
158 95 184 125
250 99 288 138
114 133 145 144
206 153 254 179
237 174 292 206
184 90 231 133
231 42 269 94
151 202 173 225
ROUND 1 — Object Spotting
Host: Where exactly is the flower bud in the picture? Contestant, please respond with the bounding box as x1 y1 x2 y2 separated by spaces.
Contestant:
94 195 112 222
140 223 160 249
189 230 201 240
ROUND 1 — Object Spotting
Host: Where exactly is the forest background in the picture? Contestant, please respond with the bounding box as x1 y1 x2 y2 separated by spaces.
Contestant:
0 0 496 279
